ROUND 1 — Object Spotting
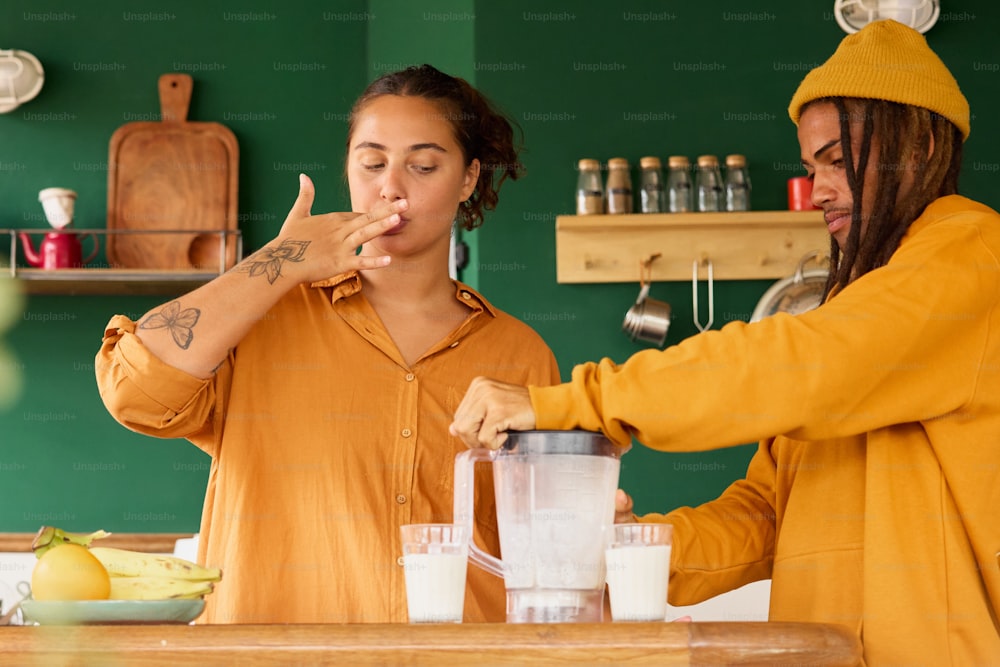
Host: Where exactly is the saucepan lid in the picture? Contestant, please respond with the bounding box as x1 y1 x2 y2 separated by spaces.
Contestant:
750 250 829 322
0 50 45 114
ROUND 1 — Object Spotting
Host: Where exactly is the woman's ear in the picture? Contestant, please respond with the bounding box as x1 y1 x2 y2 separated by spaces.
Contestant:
461 158 481 202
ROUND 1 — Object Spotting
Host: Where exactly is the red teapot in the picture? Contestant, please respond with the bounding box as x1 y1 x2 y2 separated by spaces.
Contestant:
18 187 99 270
19 230 99 270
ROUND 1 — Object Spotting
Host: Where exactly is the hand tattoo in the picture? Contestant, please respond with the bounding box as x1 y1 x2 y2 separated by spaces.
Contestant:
139 301 201 350
237 239 310 284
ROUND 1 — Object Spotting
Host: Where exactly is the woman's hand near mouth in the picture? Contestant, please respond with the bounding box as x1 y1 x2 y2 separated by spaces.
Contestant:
268 173 408 284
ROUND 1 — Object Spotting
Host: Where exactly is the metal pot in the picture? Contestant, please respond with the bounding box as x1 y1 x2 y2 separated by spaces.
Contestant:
750 250 829 322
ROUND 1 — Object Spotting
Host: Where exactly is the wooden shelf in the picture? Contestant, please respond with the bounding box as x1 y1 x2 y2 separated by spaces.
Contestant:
556 210 828 283
8 269 222 296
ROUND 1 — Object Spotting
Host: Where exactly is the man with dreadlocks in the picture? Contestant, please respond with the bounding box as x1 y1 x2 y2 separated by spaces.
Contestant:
450 20 1000 664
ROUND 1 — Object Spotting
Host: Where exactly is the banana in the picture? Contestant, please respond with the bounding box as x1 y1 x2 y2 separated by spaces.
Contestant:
31 527 222 602
109 577 215 601
32 526 112 558
89 547 222 582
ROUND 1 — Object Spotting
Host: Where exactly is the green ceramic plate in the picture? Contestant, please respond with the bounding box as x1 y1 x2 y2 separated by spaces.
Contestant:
21 599 205 625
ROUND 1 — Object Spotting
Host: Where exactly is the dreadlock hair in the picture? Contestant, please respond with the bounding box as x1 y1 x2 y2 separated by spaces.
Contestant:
809 97 964 298
347 64 525 231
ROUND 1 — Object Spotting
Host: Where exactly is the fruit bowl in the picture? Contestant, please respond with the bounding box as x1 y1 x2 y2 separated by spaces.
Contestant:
20 599 205 625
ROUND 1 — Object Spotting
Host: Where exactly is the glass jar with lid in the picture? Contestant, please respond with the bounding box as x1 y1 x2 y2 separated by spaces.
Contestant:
575 158 604 215
605 158 633 215
695 155 724 212
666 156 693 213
724 154 752 211
638 156 665 213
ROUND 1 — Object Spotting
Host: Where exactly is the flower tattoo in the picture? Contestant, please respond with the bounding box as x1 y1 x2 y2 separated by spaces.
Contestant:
139 301 201 350
238 239 310 284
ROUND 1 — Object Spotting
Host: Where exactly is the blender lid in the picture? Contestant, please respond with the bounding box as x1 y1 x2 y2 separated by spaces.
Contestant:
503 430 630 457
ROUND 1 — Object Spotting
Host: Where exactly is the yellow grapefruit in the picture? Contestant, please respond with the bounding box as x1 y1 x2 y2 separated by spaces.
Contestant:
31 544 111 601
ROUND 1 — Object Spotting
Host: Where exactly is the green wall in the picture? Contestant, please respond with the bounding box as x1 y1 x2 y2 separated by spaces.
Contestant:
469 0 1000 514
0 0 371 532
2 1 999 532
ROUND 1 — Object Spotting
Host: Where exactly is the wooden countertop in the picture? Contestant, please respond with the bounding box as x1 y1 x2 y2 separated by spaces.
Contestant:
1 621 861 666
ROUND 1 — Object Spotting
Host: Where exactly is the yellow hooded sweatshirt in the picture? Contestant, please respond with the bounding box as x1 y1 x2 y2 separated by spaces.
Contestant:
531 195 1000 666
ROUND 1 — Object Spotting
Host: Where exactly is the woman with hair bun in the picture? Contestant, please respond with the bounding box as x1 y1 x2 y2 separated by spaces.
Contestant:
96 64 558 624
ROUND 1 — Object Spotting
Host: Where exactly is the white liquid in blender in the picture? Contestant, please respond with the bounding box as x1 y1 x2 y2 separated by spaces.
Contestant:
492 453 620 623
605 544 670 621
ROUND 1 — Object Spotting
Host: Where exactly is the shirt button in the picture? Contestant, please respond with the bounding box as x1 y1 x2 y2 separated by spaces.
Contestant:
405 373 415 382
461 291 472 300
401 428 412 438
449 341 459 348
396 494 407 504
397 556 405 566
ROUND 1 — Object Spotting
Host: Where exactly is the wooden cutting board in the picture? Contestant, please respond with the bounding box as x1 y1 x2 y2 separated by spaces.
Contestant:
107 73 239 271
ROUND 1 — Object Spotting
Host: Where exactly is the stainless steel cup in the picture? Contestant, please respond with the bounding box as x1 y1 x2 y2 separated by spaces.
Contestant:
622 284 671 346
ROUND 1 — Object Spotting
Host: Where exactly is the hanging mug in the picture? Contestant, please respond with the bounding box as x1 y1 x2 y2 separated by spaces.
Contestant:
787 177 819 211
622 262 671 347
623 283 671 346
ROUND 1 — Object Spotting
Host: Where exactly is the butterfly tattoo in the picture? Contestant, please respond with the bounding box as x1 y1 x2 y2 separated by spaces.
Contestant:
237 239 310 284
139 301 201 350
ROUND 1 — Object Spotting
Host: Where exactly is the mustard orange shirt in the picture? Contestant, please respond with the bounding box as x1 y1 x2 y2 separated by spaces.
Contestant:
96 273 560 623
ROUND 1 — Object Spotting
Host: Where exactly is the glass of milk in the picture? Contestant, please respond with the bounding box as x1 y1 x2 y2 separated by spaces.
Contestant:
400 523 469 623
605 523 673 622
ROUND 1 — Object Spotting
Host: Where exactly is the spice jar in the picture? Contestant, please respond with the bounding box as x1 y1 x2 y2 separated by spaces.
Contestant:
666 156 693 213
695 155 724 212
724 154 752 212
638 156 665 213
575 159 604 215
605 158 633 215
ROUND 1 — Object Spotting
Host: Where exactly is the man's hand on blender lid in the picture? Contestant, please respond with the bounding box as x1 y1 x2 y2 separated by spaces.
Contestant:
449 377 536 449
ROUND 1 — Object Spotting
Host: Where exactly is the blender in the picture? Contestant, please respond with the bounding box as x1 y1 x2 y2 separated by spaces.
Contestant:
454 430 629 623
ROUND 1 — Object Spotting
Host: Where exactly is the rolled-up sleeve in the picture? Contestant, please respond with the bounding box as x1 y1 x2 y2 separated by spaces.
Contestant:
95 315 223 454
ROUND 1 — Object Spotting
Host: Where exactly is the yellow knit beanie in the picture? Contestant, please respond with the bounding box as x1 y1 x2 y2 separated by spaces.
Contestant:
788 19 970 140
